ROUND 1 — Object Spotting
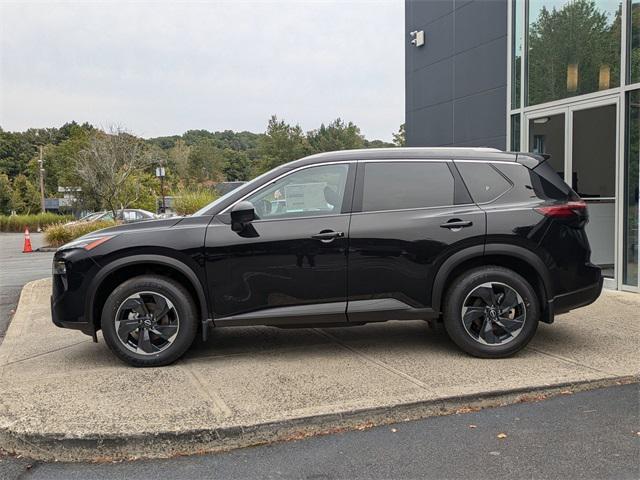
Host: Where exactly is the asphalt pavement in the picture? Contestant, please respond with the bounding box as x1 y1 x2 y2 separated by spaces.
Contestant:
1 383 637 480
0 233 53 345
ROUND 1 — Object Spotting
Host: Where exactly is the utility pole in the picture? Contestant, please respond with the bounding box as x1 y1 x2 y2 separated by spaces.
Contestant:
38 145 46 213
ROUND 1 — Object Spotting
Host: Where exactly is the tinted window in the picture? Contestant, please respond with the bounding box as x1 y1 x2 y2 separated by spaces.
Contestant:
456 162 512 204
246 164 349 220
361 162 454 212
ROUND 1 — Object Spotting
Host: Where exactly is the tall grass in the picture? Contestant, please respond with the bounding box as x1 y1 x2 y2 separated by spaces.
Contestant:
172 189 217 216
44 220 118 248
0 213 73 233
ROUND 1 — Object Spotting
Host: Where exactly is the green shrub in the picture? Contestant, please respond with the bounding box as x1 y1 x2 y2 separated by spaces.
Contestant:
44 220 118 247
0 213 74 233
172 188 217 216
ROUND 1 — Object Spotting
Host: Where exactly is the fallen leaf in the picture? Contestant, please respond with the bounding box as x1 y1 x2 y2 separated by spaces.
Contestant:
469 425 477 429
497 433 507 439
391 428 397 433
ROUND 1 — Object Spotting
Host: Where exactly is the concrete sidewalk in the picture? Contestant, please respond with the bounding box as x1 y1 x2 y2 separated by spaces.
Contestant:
0 279 638 462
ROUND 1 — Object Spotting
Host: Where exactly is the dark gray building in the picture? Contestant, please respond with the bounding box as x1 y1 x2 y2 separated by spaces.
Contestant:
405 0 508 149
405 0 639 292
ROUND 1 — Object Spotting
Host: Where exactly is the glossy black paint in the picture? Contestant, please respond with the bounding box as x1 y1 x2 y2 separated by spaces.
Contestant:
51 147 602 340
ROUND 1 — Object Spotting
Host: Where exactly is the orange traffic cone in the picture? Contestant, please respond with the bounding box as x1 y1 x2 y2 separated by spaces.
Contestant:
22 227 33 253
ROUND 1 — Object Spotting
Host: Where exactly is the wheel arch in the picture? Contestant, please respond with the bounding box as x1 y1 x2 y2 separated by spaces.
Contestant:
432 244 553 323
85 255 209 331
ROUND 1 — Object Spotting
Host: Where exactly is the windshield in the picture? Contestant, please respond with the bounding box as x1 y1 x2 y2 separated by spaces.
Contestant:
192 169 278 216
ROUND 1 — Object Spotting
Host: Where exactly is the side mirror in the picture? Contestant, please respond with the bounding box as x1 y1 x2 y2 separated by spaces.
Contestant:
230 201 256 232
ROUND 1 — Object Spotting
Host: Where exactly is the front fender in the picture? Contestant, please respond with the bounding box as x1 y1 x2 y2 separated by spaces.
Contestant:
84 254 209 327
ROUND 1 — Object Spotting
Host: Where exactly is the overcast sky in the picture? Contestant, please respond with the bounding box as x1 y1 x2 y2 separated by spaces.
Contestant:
0 0 404 141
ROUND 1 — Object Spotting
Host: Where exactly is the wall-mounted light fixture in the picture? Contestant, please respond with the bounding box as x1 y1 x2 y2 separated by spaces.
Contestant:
599 64 611 90
410 30 425 47
567 63 578 92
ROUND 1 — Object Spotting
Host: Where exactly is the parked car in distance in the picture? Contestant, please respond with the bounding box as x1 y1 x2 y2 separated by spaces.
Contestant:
51 148 603 367
65 209 156 226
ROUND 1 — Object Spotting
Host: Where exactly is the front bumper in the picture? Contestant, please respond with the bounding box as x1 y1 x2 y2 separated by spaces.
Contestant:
51 294 95 338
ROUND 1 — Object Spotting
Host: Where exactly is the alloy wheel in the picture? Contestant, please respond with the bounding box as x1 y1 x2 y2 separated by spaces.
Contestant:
461 282 526 346
114 291 180 355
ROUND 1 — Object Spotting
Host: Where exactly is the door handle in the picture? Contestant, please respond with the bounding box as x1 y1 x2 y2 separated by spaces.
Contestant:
311 230 344 242
440 219 473 230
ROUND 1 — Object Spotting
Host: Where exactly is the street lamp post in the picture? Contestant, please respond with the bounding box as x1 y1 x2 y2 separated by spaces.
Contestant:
38 145 45 213
155 167 166 214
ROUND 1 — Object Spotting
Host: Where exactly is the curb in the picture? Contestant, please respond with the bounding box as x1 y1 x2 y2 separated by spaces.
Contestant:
1 375 637 463
35 247 57 252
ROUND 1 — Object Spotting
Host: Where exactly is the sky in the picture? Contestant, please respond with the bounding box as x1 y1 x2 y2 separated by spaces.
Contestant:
0 0 404 141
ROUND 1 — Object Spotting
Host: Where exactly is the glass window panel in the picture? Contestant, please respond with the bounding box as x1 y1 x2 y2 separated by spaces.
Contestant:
456 163 512 204
572 104 617 279
246 164 349 220
362 162 454 212
624 90 640 286
511 0 523 109
630 2 640 84
511 114 521 150
528 0 621 106
528 113 565 175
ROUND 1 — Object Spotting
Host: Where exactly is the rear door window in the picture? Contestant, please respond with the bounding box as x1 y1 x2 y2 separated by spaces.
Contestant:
456 162 512 204
360 161 455 212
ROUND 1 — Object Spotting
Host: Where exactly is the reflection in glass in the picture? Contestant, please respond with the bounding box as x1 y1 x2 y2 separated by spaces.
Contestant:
528 113 565 175
630 2 640 84
511 114 521 150
511 0 523 109
528 0 621 106
624 90 640 286
572 104 617 278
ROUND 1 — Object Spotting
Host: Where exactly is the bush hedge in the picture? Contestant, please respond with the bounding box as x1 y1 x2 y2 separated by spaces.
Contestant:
44 220 118 248
172 189 217 216
0 213 74 233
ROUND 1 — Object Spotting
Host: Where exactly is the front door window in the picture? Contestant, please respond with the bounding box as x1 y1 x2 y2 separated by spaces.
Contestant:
245 164 349 220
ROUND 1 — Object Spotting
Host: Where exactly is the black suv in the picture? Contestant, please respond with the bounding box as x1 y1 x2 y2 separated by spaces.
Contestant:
51 148 603 367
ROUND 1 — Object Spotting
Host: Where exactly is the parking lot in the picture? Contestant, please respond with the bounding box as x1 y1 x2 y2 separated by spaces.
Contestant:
0 233 53 345
0 276 638 462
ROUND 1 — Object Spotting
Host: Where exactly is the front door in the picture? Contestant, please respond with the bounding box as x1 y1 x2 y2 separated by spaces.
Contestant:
204 162 355 325
525 98 619 288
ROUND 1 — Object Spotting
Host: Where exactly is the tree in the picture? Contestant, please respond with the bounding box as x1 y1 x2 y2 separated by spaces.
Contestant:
0 174 13 215
393 124 406 147
187 140 224 184
528 0 621 105
307 118 365 153
76 127 155 216
10 174 40 214
255 115 309 174
222 148 252 181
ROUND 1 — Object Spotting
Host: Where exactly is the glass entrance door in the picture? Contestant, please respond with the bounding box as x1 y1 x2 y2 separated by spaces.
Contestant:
570 103 617 280
525 99 619 286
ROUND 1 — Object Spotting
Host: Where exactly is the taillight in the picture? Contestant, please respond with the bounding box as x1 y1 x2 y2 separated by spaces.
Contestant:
535 200 587 218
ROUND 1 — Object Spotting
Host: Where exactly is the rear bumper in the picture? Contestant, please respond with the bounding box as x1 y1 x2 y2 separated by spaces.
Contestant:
552 275 604 316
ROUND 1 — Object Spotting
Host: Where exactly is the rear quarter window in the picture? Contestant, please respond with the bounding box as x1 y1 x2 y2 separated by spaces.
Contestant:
455 162 512 204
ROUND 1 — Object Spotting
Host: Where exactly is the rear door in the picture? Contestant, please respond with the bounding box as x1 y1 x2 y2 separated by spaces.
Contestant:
347 159 486 320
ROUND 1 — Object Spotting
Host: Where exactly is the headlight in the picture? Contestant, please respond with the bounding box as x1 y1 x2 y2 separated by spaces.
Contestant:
52 259 67 275
58 235 116 252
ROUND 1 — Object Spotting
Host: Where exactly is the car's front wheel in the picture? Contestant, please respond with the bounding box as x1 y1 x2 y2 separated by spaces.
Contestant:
443 266 539 358
101 275 198 367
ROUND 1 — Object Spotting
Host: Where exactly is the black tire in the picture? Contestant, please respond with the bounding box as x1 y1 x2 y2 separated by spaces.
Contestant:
101 275 198 367
442 266 539 358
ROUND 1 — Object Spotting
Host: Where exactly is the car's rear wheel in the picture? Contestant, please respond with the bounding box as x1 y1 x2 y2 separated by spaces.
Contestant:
443 266 539 358
101 275 198 367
